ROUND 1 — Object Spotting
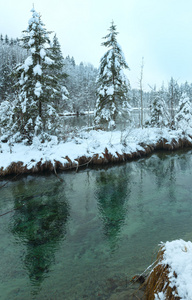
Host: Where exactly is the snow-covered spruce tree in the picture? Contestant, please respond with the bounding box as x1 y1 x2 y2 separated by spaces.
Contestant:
13 8 61 144
180 81 192 99
175 93 192 130
167 77 180 128
48 34 69 111
146 85 169 127
94 21 131 129
0 100 14 140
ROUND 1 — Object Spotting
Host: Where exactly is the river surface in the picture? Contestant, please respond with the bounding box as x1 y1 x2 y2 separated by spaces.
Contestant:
1 149 192 299
62 109 149 131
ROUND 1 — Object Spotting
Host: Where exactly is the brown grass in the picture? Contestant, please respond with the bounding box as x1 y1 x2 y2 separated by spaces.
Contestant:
144 247 180 300
1 136 192 177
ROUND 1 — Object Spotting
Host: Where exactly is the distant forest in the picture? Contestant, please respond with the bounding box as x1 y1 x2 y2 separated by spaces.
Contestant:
0 34 97 115
1 33 192 127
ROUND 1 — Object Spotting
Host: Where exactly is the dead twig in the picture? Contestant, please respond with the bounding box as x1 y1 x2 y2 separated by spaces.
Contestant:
53 165 64 182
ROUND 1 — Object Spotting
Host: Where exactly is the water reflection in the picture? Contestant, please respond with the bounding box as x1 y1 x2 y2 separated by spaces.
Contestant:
95 166 131 251
140 153 177 202
1 150 192 299
10 178 69 288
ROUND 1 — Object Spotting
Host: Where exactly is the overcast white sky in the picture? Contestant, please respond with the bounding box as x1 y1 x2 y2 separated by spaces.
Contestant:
1 0 192 90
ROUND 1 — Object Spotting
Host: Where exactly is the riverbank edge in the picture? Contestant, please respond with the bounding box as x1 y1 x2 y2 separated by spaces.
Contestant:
143 239 192 299
1 135 192 177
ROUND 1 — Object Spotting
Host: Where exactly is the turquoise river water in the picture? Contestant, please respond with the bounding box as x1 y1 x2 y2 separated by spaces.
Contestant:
1 149 192 299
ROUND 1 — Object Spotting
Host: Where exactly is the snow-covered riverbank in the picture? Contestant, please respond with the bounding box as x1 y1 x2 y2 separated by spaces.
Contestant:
0 127 192 176
145 239 192 300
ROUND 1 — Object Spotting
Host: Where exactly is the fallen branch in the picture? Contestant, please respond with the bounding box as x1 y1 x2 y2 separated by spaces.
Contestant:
0 203 24 217
0 172 22 189
53 164 63 182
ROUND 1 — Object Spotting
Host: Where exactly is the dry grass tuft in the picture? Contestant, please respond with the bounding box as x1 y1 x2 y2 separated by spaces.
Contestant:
144 247 180 300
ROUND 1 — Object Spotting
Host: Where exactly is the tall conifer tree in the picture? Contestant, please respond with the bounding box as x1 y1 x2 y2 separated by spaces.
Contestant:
175 93 192 129
48 34 69 110
13 7 61 143
94 21 131 128
146 86 168 127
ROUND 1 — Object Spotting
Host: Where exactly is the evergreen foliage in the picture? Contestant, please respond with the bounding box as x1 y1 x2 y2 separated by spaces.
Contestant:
63 57 97 114
175 93 192 129
10 8 66 143
0 37 27 102
48 34 69 111
0 100 14 140
94 21 131 128
167 77 180 128
1 15 192 142
146 86 169 127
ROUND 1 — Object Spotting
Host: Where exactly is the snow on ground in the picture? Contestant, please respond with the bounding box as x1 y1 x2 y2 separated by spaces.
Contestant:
155 240 192 300
0 127 188 173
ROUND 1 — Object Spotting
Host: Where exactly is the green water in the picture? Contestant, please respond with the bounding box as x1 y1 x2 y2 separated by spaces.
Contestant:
1 150 192 299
